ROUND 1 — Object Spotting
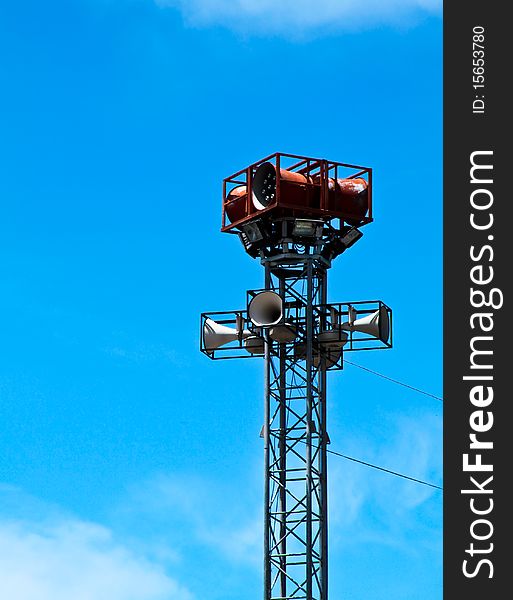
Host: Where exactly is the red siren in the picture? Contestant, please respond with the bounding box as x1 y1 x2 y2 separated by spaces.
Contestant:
222 153 372 232
327 177 369 225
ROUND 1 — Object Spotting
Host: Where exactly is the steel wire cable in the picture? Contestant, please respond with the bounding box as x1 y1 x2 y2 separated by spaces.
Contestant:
343 359 443 402
324 446 443 491
295 438 443 491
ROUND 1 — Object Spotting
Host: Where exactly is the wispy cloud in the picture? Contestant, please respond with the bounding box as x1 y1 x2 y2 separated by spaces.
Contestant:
124 412 441 565
103 340 185 367
157 0 442 37
1 412 439 600
126 472 262 568
0 490 192 600
328 413 442 550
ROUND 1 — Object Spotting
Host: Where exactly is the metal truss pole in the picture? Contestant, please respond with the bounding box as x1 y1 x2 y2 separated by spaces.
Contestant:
278 274 288 599
319 270 328 600
201 259 392 600
264 264 272 600
305 259 314 600
263 254 328 600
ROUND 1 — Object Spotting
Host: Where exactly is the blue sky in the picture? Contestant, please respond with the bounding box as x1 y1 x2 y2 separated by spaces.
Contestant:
0 1 442 598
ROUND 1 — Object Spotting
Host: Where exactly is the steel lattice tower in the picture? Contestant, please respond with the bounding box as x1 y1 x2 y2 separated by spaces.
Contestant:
200 153 392 600
263 256 328 600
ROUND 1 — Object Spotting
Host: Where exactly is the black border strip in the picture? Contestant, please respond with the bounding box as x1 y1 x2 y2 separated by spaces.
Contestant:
444 1 509 596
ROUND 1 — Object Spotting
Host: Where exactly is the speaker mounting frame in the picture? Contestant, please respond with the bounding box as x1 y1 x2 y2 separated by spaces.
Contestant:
222 152 373 234
200 299 392 361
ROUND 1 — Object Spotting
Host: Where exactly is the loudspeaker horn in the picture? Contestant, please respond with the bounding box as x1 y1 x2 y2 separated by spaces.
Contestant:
294 341 341 368
244 335 265 354
203 318 251 351
269 323 297 343
248 291 283 327
341 305 389 343
317 328 349 348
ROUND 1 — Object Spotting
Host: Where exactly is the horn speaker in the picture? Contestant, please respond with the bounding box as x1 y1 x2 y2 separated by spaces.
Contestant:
294 341 341 368
341 305 389 343
269 323 297 343
317 328 349 348
248 291 283 327
244 335 265 355
203 318 251 351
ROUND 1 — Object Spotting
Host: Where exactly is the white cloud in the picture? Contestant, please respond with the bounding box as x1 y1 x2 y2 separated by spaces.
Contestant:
328 413 442 549
126 413 441 564
127 472 262 568
157 0 442 36
0 511 192 600
0 410 441 600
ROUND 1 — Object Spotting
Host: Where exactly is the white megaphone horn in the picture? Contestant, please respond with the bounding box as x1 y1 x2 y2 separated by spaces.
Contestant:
203 318 251 351
341 305 390 343
248 291 283 327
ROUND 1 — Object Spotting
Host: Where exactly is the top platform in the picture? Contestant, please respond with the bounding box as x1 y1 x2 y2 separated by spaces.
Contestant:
221 152 373 233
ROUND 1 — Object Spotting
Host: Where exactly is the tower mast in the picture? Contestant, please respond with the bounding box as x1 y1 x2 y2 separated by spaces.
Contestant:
200 153 392 600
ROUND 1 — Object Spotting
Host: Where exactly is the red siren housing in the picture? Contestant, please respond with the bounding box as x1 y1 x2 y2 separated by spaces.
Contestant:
222 153 372 233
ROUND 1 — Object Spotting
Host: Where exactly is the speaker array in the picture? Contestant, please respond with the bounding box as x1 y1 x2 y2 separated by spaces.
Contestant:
203 293 389 358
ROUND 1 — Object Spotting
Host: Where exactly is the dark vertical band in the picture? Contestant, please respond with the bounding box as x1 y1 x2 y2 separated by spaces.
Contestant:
444 1 508 597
